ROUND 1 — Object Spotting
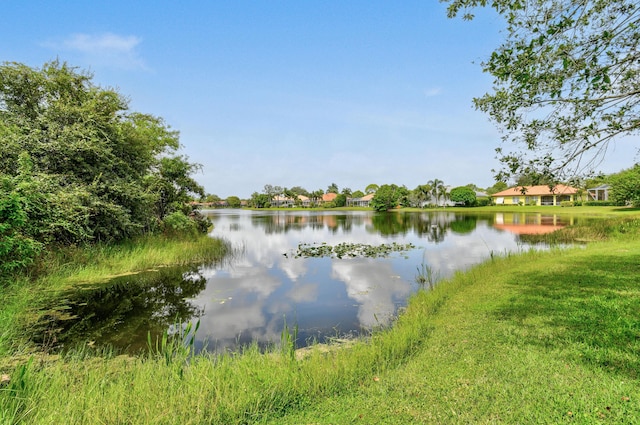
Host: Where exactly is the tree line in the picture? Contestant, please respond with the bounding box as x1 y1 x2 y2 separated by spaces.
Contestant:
206 180 502 211
0 61 208 276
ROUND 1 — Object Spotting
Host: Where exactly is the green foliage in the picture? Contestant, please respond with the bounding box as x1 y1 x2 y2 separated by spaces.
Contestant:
0 185 42 276
609 164 640 207
334 193 347 207
582 200 623 206
365 183 379 194
226 196 242 208
249 192 272 208
0 61 205 257
326 182 339 194
427 179 445 206
162 211 198 235
449 186 477 206
445 0 640 182
410 184 432 207
370 184 409 211
485 181 508 195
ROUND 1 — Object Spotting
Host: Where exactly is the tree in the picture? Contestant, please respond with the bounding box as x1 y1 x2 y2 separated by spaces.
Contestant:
289 186 310 197
202 194 221 203
449 186 477 206
327 183 339 194
609 164 640 206
0 61 206 245
352 190 365 198
365 183 379 194
334 193 347 207
428 179 445 206
485 181 508 195
370 184 406 212
250 192 271 208
310 189 324 205
262 184 283 201
445 0 640 182
438 185 450 207
148 155 205 220
226 196 242 208
412 184 432 207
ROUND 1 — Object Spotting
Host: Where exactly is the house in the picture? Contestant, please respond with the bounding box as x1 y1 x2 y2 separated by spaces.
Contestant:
347 193 374 207
297 195 311 207
587 184 610 201
321 193 338 204
271 195 295 207
491 184 579 206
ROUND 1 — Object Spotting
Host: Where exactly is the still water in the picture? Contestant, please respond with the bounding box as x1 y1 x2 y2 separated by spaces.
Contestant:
36 210 577 355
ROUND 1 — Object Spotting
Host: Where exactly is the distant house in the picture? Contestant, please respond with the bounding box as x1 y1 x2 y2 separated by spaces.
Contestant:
321 193 338 203
272 195 295 207
587 184 610 202
347 193 374 207
297 195 311 207
491 184 579 206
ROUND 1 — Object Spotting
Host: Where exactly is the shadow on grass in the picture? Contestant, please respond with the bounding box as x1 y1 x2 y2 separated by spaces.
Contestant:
494 254 640 380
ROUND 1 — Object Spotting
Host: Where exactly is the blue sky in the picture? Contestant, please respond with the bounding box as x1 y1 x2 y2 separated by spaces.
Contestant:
3 1 637 198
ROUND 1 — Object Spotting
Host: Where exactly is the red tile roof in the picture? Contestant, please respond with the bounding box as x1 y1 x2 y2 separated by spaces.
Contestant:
322 193 338 202
491 184 579 197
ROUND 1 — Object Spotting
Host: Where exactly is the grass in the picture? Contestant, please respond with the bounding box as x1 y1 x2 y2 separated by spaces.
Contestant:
1 215 639 424
0 233 229 357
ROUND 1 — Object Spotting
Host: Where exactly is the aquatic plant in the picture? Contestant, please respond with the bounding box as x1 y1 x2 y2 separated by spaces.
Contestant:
415 263 440 288
288 242 416 259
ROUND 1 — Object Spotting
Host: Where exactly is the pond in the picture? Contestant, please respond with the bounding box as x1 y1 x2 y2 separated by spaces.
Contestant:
34 210 580 355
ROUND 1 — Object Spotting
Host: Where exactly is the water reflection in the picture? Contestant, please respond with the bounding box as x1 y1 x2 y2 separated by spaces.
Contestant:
33 266 207 353
36 210 578 355
493 212 575 234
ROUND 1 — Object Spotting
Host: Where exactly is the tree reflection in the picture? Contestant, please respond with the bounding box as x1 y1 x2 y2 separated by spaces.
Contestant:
32 265 208 354
252 213 365 234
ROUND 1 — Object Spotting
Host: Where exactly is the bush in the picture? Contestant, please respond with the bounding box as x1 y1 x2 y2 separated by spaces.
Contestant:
560 201 575 207
162 212 197 235
582 200 625 206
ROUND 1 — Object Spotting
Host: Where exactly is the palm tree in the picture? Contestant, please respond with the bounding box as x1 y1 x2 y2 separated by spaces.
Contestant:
427 179 444 206
413 184 432 208
438 185 449 208
365 183 379 194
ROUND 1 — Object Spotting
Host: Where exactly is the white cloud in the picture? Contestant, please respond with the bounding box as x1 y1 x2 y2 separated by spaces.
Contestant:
43 33 147 70
423 87 442 97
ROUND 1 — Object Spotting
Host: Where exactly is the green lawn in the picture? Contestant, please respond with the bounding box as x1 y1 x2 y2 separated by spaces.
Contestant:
267 236 640 424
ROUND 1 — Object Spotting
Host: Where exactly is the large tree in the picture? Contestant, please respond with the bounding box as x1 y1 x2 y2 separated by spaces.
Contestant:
609 163 640 206
449 186 477 206
444 0 640 182
370 184 409 212
0 61 205 244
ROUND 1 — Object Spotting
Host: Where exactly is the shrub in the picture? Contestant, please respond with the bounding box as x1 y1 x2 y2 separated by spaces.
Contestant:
162 211 197 235
560 201 575 207
582 200 624 207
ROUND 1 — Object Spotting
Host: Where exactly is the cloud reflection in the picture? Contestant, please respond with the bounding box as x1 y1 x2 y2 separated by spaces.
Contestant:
332 259 411 328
